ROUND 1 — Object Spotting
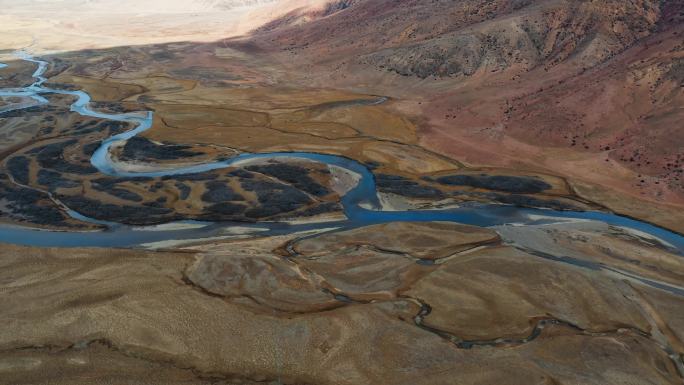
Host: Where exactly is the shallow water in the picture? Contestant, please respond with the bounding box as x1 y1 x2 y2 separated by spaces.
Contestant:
0 54 683 253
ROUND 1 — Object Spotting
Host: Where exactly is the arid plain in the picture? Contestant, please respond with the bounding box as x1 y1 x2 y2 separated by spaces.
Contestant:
0 1 683 384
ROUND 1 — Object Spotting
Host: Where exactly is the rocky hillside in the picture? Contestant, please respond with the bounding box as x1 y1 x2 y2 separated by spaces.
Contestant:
251 0 661 75
363 0 660 78
241 0 684 206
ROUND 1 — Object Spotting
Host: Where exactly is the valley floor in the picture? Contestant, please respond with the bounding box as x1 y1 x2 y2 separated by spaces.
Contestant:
0 1 683 383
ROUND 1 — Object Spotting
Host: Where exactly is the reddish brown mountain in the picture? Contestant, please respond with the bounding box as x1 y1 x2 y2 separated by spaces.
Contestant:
233 0 684 208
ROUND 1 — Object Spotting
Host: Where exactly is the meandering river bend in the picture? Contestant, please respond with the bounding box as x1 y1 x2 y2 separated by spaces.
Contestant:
0 54 683 253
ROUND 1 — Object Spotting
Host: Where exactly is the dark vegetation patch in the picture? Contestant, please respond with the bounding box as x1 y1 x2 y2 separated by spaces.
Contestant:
175 182 191 200
91 178 145 202
100 188 143 202
228 169 254 179
82 142 101 156
241 179 312 218
163 172 217 182
121 137 202 161
486 193 576 210
37 170 80 191
434 174 552 194
363 161 381 170
27 139 74 154
462 191 577 211
90 101 138 113
150 50 176 61
0 105 58 117
201 202 248 221
297 202 342 217
72 120 99 134
376 174 445 199
6 156 30 185
201 181 245 203
31 140 99 174
59 195 174 225
104 120 130 135
143 196 168 208
108 121 130 135
71 119 130 135
38 124 55 136
148 181 165 193
0 181 68 226
116 176 154 184
246 163 330 196
43 57 70 78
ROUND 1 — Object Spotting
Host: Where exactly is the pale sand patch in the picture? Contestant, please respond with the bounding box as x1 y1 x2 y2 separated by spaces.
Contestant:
616 226 676 250
140 226 270 249
229 155 321 168
284 213 346 225
520 214 676 249
377 192 414 211
131 222 211 232
108 159 223 173
367 192 462 212
328 165 360 196
525 213 593 224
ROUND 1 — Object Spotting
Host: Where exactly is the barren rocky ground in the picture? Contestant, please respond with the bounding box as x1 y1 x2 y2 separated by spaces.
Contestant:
1 222 683 384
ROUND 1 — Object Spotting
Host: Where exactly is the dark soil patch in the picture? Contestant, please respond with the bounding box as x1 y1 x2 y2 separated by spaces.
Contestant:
6 156 30 185
435 174 552 194
37 170 80 191
121 137 202 161
376 174 445 199
246 163 329 196
201 181 245 203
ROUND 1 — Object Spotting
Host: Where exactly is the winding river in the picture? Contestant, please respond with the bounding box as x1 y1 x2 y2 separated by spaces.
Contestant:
0 54 683 254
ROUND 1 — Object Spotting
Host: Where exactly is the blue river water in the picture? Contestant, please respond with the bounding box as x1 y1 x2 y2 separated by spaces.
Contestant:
0 54 683 252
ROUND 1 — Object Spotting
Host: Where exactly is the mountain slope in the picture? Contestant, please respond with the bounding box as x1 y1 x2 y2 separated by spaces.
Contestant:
249 0 660 75
235 0 684 214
